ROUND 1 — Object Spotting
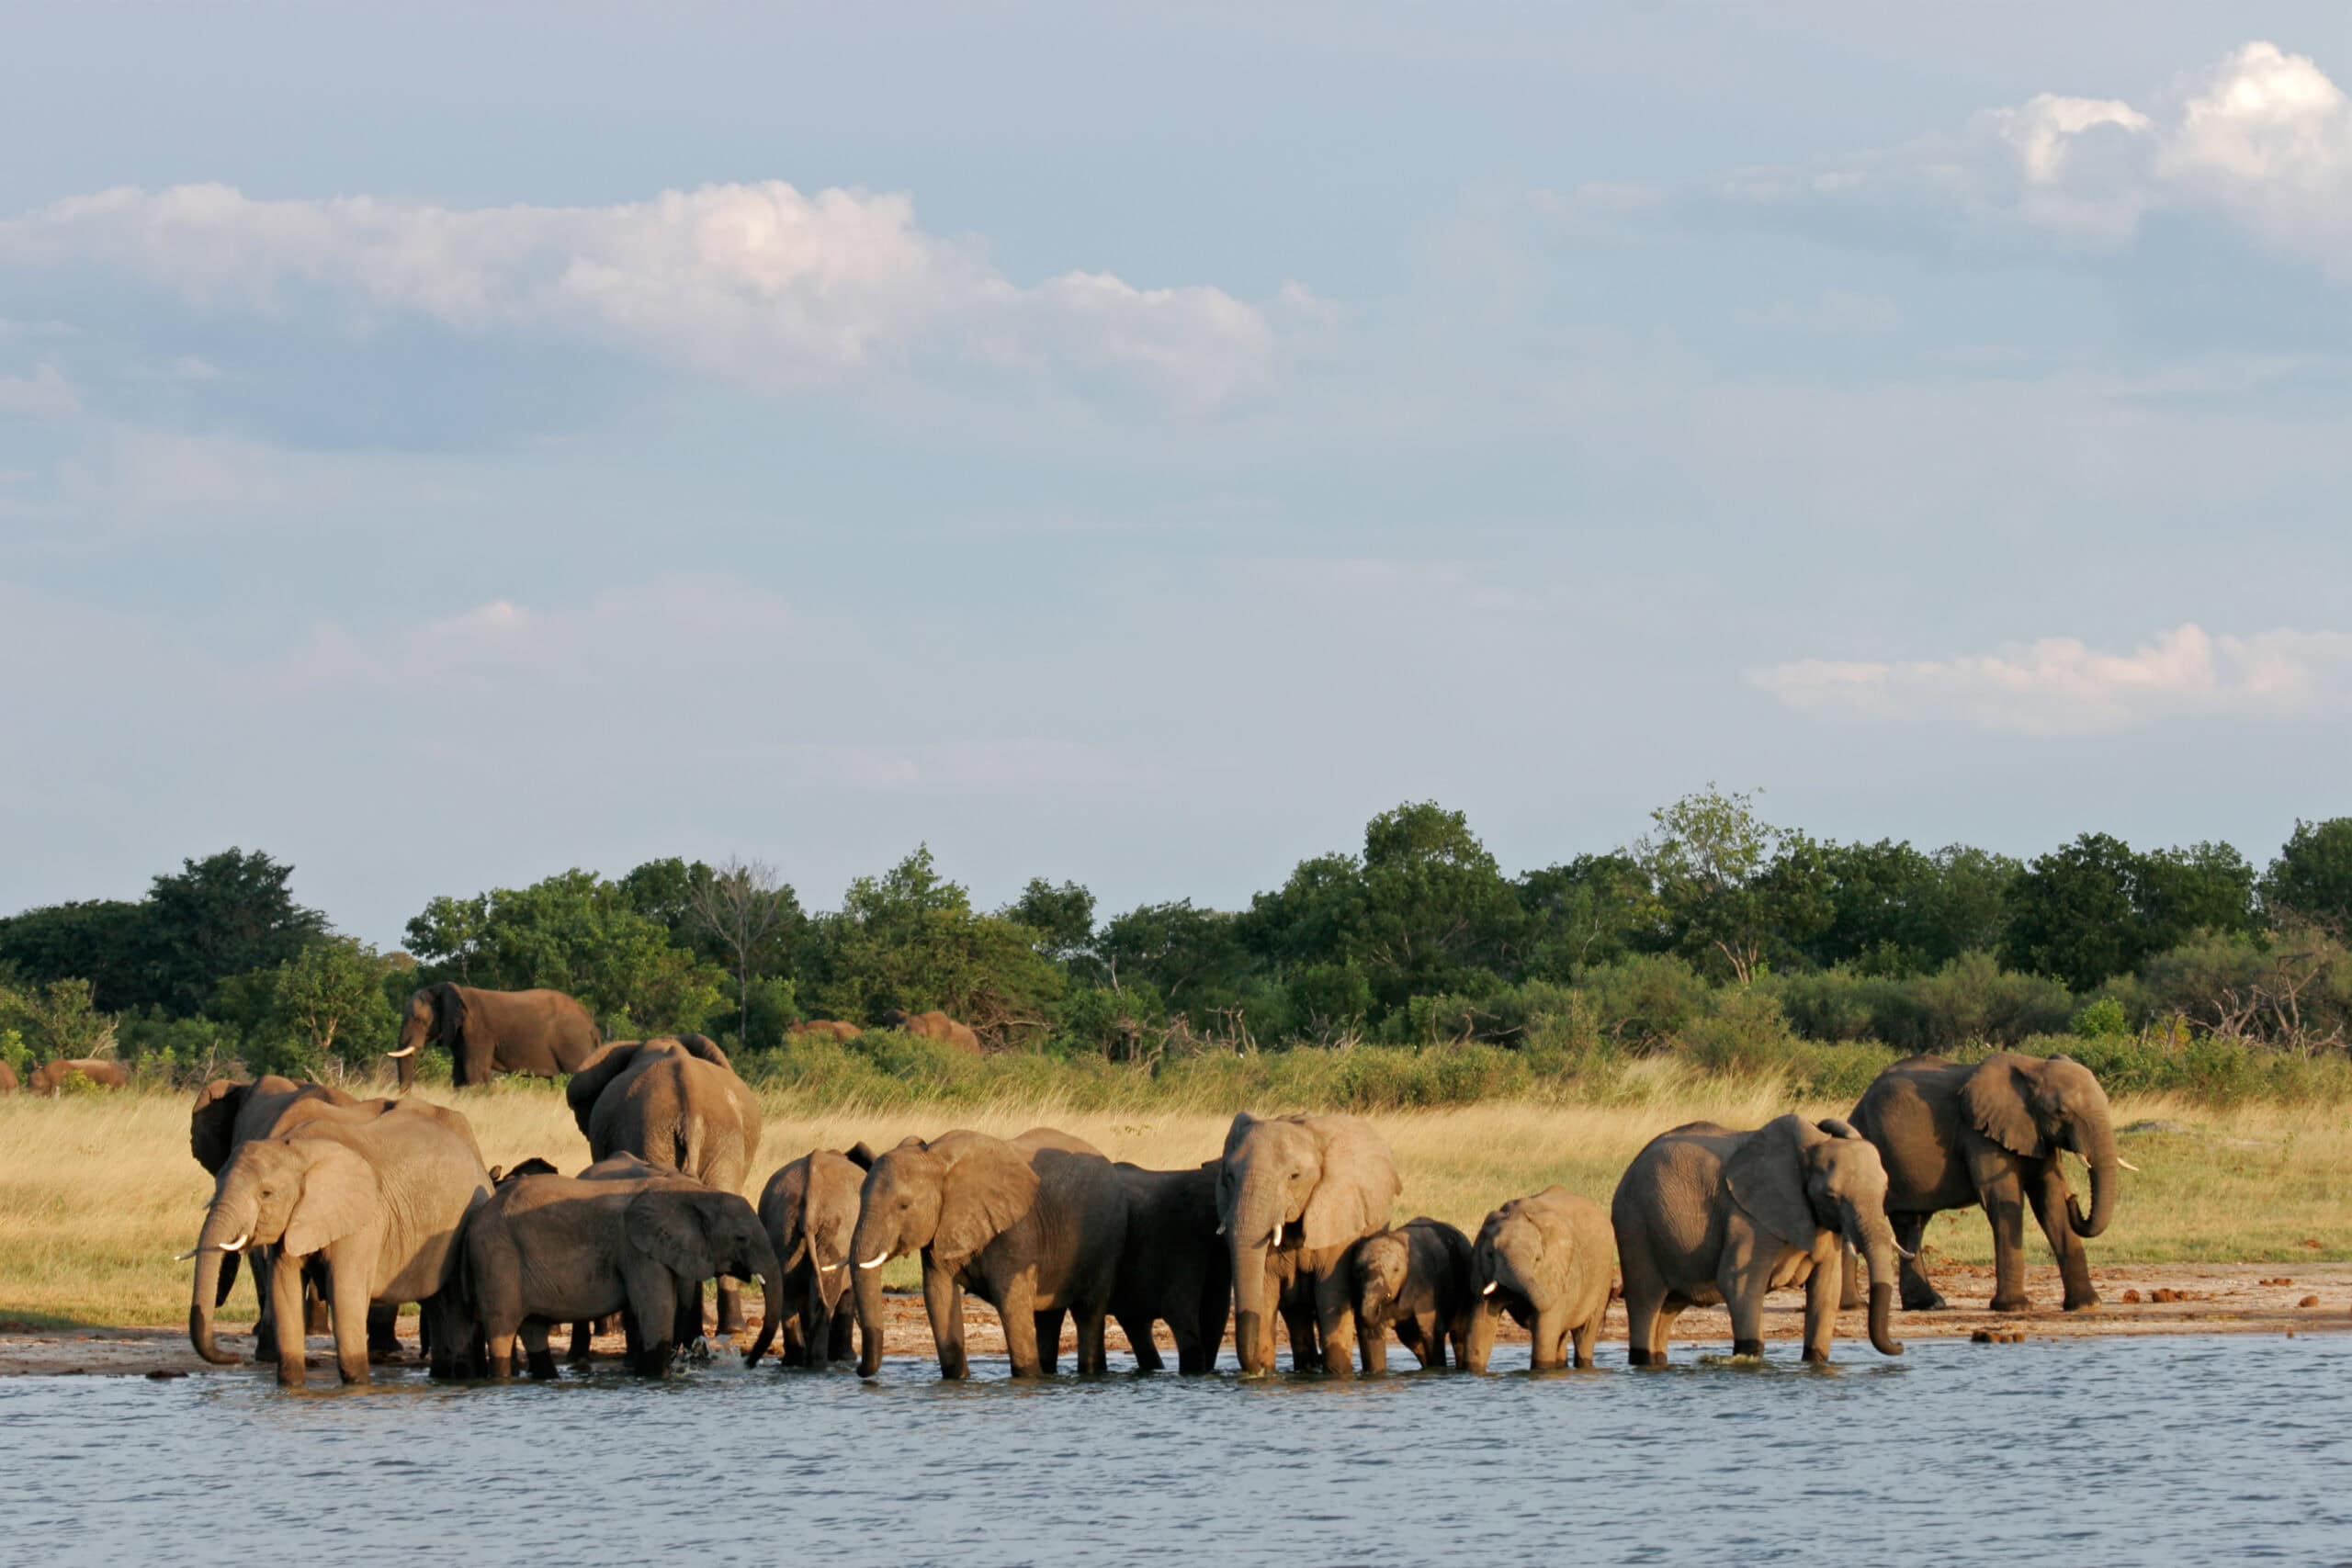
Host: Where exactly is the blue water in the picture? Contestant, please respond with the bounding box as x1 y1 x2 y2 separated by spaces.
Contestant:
6 1335 2346 1565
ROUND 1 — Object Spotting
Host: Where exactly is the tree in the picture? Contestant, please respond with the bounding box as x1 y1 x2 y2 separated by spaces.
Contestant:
685 857 800 1049
1516 852 1664 977
403 895 490 981
1008 878 1097 964
0 977 118 1060
1095 899 1255 1016
2136 840 2256 949
1905 844 2020 968
135 849 330 1015
2261 818 2352 929
1636 784 1783 984
0 899 146 1011
2001 833 2143 991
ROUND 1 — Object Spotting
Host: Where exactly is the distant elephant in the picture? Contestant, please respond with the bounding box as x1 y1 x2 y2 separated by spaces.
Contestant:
452 1170 779 1379
0 1059 17 1094
1110 1161 1230 1374
758 1142 878 1368
1840 1052 2128 1314
787 1020 865 1044
29 1057 129 1094
1464 1187 1614 1372
185 1105 492 1387
1219 1111 1401 1376
388 982 602 1089
566 1036 764 1337
1613 1115 1905 1367
878 1009 982 1052
1348 1216 1474 1371
851 1127 1126 1379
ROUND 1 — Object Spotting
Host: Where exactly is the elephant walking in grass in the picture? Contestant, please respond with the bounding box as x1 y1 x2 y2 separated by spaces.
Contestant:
186 1108 492 1387
1348 1217 1474 1371
566 1035 763 1338
389 983 602 1089
1219 1111 1400 1376
878 1009 983 1052
1464 1188 1614 1372
29 1057 129 1093
851 1128 1126 1380
1110 1162 1229 1374
758 1143 878 1368
1839 1052 2129 1314
1613 1115 1906 1367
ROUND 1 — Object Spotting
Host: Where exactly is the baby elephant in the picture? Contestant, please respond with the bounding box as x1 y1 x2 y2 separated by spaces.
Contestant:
758 1142 877 1368
456 1172 780 1379
1347 1217 1475 1371
1464 1188 1614 1371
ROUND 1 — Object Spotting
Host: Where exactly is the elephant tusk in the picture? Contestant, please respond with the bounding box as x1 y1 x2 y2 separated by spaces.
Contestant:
385 1044 417 1058
856 1253 891 1270
174 1247 200 1261
819 1262 842 1274
2117 1156 2143 1172
1482 1281 1497 1296
219 1233 250 1253
1214 1221 1227 1236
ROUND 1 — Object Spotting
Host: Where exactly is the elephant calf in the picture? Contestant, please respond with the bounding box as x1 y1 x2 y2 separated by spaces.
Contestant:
1612 1115 1906 1367
759 1142 877 1368
1347 1217 1474 1371
1464 1188 1613 1372
1111 1162 1229 1374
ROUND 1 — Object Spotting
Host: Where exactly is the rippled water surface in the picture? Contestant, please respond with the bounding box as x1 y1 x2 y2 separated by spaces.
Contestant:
9 1334 2346 1565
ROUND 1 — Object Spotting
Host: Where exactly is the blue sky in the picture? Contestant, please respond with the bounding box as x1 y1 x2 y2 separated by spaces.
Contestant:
6 3 2352 944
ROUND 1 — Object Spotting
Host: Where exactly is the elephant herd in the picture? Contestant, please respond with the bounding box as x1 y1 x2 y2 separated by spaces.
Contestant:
178 1014 2129 1387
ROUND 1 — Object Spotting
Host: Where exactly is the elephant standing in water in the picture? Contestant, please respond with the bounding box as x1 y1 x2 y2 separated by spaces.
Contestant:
851 1128 1126 1380
1110 1162 1229 1374
1348 1216 1474 1371
1464 1187 1614 1372
1219 1111 1400 1376
1840 1052 2128 1314
1613 1115 1905 1367
566 1036 764 1338
186 1107 492 1387
758 1143 877 1367
389 983 602 1089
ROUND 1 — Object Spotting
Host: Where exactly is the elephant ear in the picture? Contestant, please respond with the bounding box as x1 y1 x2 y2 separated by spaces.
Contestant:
933 1141 1040 1272
564 1043 641 1137
283 1143 380 1258
1962 1056 2043 1158
843 1141 876 1170
434 984 469 1043
1724 1115 1823 1247
189 1078 249 1174
1301 1115 1400 1250
675 1032 731 1068
626 1191 717 1281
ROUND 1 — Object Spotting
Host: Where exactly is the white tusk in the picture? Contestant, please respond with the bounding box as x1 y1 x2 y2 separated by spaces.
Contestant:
219 1233 250 1253
1482 1281 1497 1296
385 1044 417 1058
819 1262 842 1275
175 1247 200 1261
2117 1156 2142 1172
1214 1221 1227 1236
856 1253 890 1270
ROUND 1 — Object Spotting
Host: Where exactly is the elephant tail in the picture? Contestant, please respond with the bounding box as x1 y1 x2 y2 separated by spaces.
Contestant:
676 1113 706 1181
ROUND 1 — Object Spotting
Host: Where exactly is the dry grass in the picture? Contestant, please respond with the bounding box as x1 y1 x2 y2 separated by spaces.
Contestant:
2 1079 2345 1329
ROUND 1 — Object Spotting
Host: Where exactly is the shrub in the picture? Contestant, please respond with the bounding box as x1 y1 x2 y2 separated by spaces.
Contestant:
1577 954 1711 1048
2071 996 2130 1040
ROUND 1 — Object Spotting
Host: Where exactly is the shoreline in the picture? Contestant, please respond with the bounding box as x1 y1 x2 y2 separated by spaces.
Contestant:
6 1263 2342 1379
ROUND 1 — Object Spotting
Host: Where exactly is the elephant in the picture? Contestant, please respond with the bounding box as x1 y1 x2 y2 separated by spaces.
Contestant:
1613 1115 1905 1367
185 1105 492 1386
451 1170 779 1379
757 1142 878 1368
1110 1161 1230 1374
565 1035 764 1338
188 1076 484 1363
0 1059 17 1093
489 1152 669 1359
878 1009 982 1052
786 1020 865 1044
1839 1052 2128 1314
388 982 602 1089
1348 1216 1474 1372
1218 1111 1401 1376
850 1127 1126 1380
1463 1187 1614 1372
28 1057 130 1093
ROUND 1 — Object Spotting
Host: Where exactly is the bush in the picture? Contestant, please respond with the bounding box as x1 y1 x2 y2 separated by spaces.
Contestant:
1577 954 1711 1048
1678 987 1803 1077
2071 996 2130 1040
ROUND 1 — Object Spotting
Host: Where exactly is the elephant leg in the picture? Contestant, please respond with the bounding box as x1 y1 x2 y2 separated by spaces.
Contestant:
673 1278 706 1346
1356 1311 1390 1373
1001 1283 1044 1378
1311 1266 1359 1376
829 1297 858 1364
519 1319 559 1381
1416 1312 1448 1369
1802 1257 1840 1364
2027 1163 2100 1311
714 1275 747 1338
269 1251 311 1389
1979 1169 2033 1313
922 1258 968 1380
1120 1314 1166 1373
567 1318 595 1365
1724 1268 1770 1359
623 1262 680 1376
305 1273 334 1337
1074 1302 1111 1376
367 1301 401 1360
1838 1242 1862 1313
485 1325 519 1380
1622 1280 1667 1368
1530 1305 1569 1371
1570 1314 1600 1370
1893 1213 1944 1311
1463 1299 1498 1374
327 1260 371 1385
1279 1295 1318 1373
1033 1306 1066 1374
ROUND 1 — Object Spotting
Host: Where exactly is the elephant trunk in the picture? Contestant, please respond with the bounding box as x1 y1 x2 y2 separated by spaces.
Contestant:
741 1251 780 1369
1229 1235 1275 1376
2071 1112 2120 1240
187 1199 254 1366
1849 1203 1905 1358
849 1209 894 1379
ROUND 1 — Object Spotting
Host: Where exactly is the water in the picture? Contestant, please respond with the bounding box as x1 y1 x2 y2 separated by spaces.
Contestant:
6 1335 2346 1565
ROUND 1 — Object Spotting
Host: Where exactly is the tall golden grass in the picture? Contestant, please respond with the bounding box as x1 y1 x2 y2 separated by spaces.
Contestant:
1 1079 2343 1328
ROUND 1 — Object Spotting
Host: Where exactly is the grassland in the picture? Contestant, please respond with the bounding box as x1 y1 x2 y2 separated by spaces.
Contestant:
2 1073 2345 1331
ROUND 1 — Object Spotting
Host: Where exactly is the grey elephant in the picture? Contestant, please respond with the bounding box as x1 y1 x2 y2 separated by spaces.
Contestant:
452 1168 778 1379
566 1035 764 1337
850 1127 1126 1379
489 1152 673 1359
186 1106 492 1387
388 982 602 1089
1348 1216 1474 1371
1219 1111 1401 1376
1110 1161 1230 1374
758 1142 878 1368
189 1076 483 1363
1840 1052 2128 1314
1613 1115 1905 1366
1463 1187 1614 1372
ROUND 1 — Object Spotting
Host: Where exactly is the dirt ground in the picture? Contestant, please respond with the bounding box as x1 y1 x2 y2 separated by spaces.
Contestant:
4 1262 2344 1378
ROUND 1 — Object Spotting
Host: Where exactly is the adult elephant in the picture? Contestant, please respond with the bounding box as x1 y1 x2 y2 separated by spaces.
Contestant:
29 1057 130 1094
185 1106 492 1387
1614 1115 1905 1367
878 1009 982 1052
850 1127 1126 1380
758 1142 877 1368
0 1059 17 1093
1464 1188 1614 1372
388 983 602 1089
1841 1052 2129 1314
565 1036 763 1337
1110 1162 1229 1374
1218 1111 1400 1376
786 1020 864 1044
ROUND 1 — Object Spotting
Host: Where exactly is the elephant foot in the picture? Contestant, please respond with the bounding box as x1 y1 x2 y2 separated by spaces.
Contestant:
368 1344 404 1363
1731 1338 1766 1359
1988 1292 2032 1314
1900 1290 1950 1313
1626 1348 1652 1368
2062 1292 2102 1313
632 1342 673 1378
526 1349 560 1381
1800 1348 1829 1365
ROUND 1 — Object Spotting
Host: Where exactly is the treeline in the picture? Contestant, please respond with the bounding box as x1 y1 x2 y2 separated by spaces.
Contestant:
3 793 2349 1104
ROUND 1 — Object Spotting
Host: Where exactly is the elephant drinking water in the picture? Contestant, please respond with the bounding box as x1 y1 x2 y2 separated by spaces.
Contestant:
1218 1111 1400 1376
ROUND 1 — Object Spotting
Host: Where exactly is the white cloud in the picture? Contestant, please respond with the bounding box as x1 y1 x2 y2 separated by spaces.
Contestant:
0 181 1301 406
1748 622 2352 735
0 362 79 418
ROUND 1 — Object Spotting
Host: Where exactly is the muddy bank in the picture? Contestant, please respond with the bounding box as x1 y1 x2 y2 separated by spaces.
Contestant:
4 1262 2343 1378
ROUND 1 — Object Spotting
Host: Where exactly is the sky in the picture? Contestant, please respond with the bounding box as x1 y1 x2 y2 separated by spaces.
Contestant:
6 2 2352 946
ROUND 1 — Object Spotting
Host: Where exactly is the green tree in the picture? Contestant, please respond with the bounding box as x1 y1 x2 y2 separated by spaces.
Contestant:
2136 840 2256 948
1008 878 1097 964
2261 818 2352 928
1516 852 1664 976
684 857 802 1050
2001 832 2143 991
1905 844 2020 968
133 849 330 1015
1095 899 1255 1017
1637 784 1784 984
0 977 118 1060
214 936 400 1071
0 899 146 1011
402 894 490 981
